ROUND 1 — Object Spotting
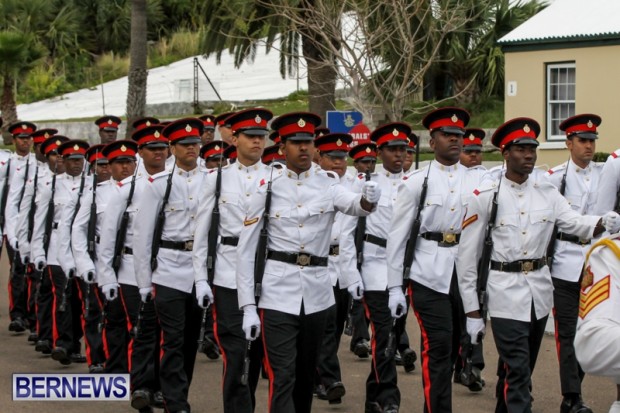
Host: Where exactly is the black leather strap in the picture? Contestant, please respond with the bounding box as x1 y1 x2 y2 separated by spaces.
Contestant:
420 232 461 246
556 232 590 246
490 257 547 273
123 246 133 255
364 233 387 248
221 236 239 247
267 250 328 267
160 239 194 251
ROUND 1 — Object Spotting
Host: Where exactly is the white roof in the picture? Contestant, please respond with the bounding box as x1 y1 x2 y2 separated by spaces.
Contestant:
499 0 620 44
17 47 308 121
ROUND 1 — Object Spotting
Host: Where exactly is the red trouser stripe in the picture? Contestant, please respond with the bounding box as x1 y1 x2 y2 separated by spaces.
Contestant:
260 309 275 413
411 287 433 413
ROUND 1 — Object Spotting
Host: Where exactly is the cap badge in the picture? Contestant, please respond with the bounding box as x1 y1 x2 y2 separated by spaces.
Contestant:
587 120 593 128
185 124 192 132
278 148 283 155
44 132 50 138
524 124 531 133
392 128 399 136
469 134 475 141
22 124 27 130
120 145 127 152
146 120 151 126
255 115 262 124
336 138 343 146
154 131 160 138
407 138 411 144
215 145 220 151
451 114 458 123
297 118 306 128
73 144 79 151
365 147 371 153
56 140 61 146
107 119 113 125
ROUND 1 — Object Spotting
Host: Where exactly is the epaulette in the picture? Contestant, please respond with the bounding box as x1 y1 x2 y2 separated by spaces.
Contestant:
533 180 557 191
258 170 283 187
611 148 620 159
468 164 487 171
547 162 568 175
472 179 498 196
148 169 170 183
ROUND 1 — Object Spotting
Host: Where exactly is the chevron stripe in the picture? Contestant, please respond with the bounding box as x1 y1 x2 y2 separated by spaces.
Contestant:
579 275 610 318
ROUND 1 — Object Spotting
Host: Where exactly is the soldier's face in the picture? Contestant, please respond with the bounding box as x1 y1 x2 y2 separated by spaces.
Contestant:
48 154 65 174
110 159 135 181
205 157 227 169
218 126 233 144
503 144 537 177
64 157 84 177
234 132 266 164
319 153 347 177
99 129 117 144
430 131 463 164
34 144 46 163
140 146 167 171
403 150 414 171
355 159 376 174
460 149 482 168
283 139 313 174
171 142 199 168
201 130 214 145
566 137 595 167
95 162 111 182
379 145 406 173
14 136 33 155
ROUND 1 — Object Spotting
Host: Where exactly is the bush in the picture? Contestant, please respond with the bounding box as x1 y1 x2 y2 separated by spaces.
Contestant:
593 152 610 162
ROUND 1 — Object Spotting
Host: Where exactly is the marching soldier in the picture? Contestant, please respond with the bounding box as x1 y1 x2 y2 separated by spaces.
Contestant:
3 122 37 333
200 140 229 170
403 136 416 173
31 136 87 365
574 234 620 413
13 128 57 343
199 114 216 145
132 117 160 132
235 112 376 413
460 128 485 168
224 145 237 164
456 117 615 413
385 107 477 413
544 114 602 413
193 108 273 413
133 118 206 413
261 144 286 167
97 126 168 411
95 115 122 144
215 112 236 144
341 123 415 413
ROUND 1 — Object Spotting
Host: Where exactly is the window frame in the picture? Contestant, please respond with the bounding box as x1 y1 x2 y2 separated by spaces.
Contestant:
545 62 576 142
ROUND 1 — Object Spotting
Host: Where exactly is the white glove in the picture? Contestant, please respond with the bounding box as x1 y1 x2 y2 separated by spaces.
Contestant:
9 238 18 250
67 268 76 279
362 181 381 204
388 286 407 318
34 257 46 271
242 304 261 341
139 286 154 303
602 211 620 233
21 254 30 265
81 270 96 284
101 283 119 301
195 280 214 308
347 281 364 301
466 317 486 345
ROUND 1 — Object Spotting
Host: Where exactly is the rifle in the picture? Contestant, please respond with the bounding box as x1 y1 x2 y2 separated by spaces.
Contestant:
112 161 139 274
43 162 59 254
206 159 224 284
385 304 404 358
402 163 431 280
10 158 30 280
87 161 98 262
196 303 210 353
130 300 146 339
27 163 40 243
546 157 569 270
151 164 176 272
344 170 371 336
0 157 12 230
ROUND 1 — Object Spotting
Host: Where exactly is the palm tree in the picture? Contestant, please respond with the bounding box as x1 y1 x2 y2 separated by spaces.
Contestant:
126 0 148 136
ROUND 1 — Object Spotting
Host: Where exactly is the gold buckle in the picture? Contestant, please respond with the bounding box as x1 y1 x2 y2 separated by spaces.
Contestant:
521 260 533 273
442 233 456 244
185 241 194 251
297 253 311 266
579 238 589 245
330 246 339 256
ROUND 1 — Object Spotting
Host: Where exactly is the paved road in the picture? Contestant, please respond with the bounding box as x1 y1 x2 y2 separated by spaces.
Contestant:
0 253 615 412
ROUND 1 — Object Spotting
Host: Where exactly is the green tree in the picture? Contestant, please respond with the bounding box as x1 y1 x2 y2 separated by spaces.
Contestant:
126 0 149 136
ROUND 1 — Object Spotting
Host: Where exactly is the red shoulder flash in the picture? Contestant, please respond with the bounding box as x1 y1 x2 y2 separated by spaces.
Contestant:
358 174 364 180
547 169 554 175
260 178 266 186
473 189 480 196
613 152 619 159
148 177 154 183
208 169 215 174
117 182 123 187
403 176 408 180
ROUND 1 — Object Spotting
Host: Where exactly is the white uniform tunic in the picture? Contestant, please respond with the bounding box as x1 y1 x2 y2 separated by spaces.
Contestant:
236 167 369 316
593 148 620 214
386 162 475 293
456 175 599 322
327 171 357 287
544 161 603 282
341 169 402 292
193 162 277 289
133 166 205 293
17 163 51 261
575 234 620 382
97 166 154 288
4 154 38 247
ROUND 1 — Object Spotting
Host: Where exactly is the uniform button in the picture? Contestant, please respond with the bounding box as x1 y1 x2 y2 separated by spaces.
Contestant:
191 215 195 219
297 204 302 208
450 190 454 193
523 251 527 255
392 182 396 186
299 223 303 228
246 193 250 197
520 211 524 215
522 231 526 235
300 245 305 249
189 196 193 200
297 182 301 186
247 176 252 179
450 207 455 212
518 193 523 197
275 212 280 218
449 174 453 178
450 226 454 230
188 178 192 182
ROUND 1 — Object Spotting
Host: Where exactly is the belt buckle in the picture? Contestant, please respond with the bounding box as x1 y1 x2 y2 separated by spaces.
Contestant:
442 232 456 244
296 253 311 267
331 246 339 256
521 260 533 274
579 238 589 245
184 241 194 251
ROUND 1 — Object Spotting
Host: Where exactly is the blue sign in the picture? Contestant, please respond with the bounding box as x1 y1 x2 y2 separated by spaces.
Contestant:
326 111 364 133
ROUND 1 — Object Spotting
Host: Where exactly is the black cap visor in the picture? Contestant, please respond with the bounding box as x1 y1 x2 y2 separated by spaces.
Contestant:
569 132 598 140
173 137 202 145
435 126 466 136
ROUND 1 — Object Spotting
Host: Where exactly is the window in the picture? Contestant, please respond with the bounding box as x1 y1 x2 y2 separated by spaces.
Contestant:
546 63 575 141
176 79 192 101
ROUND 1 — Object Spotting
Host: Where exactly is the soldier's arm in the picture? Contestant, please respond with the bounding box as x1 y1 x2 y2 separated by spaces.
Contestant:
96 187 126 287
386 179 418 288
4 168 25 248
192 173 217 284
71 192 94 278
30 184 50 266
553 188 601 238
337 178 364 289
593 154 620 214
333 178 371 216
57 198 78 275
16 183 34 260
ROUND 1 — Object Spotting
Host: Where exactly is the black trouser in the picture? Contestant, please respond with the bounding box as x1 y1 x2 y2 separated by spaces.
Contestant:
213 286 263 413
121 283 160 393
154 284 202 413
95 286 128 373
410 276 462 413
316 284 349 388
26 270 39 331
261 306 328 413
49 265 75 352
350 298 370 350
363 290 400 408
552 277 584 396
7 243 30 325
36 267 54 343
75 279 104 366
492 306 548 413
454 280 485 375
69 279 84 354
